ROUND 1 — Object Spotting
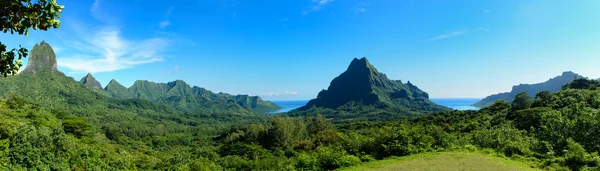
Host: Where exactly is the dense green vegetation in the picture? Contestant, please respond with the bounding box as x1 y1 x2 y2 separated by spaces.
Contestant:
473 71 582 107
292 57 449 120
0 71 272 169
3 41 600 170
214 79 600 170
3 70 600 170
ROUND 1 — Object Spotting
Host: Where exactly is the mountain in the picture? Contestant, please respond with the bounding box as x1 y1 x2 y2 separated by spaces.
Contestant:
105 79 281 113
473 71 582 108
104 79 134 99
79 73 103 90
20 41 58 74
292 57 449 119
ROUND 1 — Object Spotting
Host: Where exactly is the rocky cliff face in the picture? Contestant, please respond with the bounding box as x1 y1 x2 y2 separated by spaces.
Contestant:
20 41 58 74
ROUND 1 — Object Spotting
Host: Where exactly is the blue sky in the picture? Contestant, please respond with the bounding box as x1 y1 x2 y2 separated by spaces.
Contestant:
2 0 600 100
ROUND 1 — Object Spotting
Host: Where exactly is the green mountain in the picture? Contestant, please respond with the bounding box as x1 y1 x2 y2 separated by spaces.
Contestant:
473 71 582 108
105 79 281 113
79 73 103 90
20 41 58 74
104 79 134 99
292 57 449 119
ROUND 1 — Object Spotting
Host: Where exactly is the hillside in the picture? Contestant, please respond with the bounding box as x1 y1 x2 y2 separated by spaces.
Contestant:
290 57 449 120
104 79 281 113
2 41 600 170
216 78 600 170
473 71 582 107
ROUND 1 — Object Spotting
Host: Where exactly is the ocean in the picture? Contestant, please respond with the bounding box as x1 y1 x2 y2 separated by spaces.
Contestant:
430 98 481 110
266 100 309 114
267 98 480 114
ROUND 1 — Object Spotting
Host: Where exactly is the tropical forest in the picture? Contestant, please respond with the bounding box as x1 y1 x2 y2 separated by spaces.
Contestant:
1 0 599 170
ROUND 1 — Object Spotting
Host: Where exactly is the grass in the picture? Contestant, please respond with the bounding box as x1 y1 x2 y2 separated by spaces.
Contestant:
339 151 541 171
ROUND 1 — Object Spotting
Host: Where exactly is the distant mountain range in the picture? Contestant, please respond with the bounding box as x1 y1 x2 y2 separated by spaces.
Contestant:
9 41 280 114
102 79 280 113
291 57 449 119
472 71 583 108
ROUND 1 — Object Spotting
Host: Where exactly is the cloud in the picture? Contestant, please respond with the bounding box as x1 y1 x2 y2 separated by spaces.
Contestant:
484 9 491 13
428 30 468 41
160 65 179 75
427 27 487 41
303 0 335 15
353 1 370 16
90 0 119 24
52 46 64 53
91 0 100 14
159 20 171 28
57 27 169 73
353 7 367 15
159 6 175 29
261 91 300 96
166 6 175 17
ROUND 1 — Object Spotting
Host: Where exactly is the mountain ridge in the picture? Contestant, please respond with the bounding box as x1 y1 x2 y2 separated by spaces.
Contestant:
472 71 583 107
292 57 449 119
105 78 280 113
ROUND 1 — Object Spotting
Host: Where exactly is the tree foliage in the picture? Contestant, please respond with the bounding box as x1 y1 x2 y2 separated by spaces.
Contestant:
3 71 600 170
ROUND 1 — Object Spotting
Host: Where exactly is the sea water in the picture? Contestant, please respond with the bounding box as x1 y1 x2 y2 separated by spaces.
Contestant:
266 100 309 114
267 98 480 114
430 98 481 110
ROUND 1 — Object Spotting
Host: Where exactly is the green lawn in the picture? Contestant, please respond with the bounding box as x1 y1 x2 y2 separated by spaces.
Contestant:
339 152 541 171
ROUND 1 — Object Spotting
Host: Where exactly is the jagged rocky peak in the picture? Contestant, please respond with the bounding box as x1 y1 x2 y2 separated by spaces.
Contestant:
20 40 58 74
80 73 103 90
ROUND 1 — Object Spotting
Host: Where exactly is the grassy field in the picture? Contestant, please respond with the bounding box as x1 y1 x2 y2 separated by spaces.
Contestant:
339 151 541 171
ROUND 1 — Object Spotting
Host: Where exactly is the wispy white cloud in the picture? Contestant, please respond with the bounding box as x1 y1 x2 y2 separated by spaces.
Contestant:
90 0 119 25
353 1 370 16
302 0 335 15
159 20 171 28
57 27 169 73
427 27 487 41
166 6 175 17
484 9 491 13
428 30 469 41
56 1 172 73
52 45 64 53
353 7 367 16
160 6 176 28
159 6 175 29
161 65 180 75
261 91 300 96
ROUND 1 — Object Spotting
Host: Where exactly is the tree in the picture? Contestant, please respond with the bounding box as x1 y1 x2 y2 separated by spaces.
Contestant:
532 91 552 107
510 92 533 114
0 0 64 76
